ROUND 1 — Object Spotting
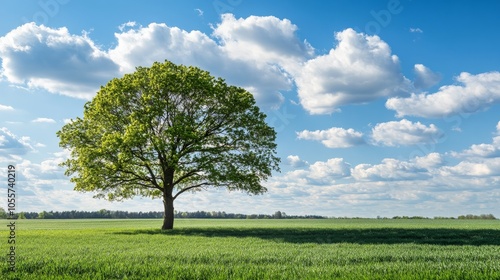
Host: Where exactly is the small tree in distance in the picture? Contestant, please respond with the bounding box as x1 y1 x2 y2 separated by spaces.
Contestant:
57 60 280 230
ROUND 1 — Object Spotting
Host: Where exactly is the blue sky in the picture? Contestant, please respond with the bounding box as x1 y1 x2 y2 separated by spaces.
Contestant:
1 0 500 217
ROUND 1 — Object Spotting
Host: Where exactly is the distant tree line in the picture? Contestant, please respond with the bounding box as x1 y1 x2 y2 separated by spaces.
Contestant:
457 214 497 220
0 209 325 220
0 208 496 220
389 214 497 220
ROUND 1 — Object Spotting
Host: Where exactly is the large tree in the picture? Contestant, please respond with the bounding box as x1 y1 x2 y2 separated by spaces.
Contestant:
57 60 280 229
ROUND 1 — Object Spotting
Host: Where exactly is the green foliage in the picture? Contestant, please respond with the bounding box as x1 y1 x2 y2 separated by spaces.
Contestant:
458 214 497 220
57 60 280 228
1 219 500 279
0 207 7 219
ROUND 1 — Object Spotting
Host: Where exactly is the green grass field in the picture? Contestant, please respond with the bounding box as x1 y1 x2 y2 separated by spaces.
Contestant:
1 218 500 279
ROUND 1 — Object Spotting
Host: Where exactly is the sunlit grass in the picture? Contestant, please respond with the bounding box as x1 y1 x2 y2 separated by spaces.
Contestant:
1 219 500 279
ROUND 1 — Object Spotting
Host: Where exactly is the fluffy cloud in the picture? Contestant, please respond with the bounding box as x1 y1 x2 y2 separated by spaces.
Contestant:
0 16 310 108
108 15 309 108
440 159 500 177
414 64 441 89
351 153 443 181
294 28 410 114
456 138 500 158
0 23 119 99
297 127 364 148
0 18 417 112
108 22 219 74
371 119 442 146
282 158 351 185
286 155 308 168
212 14 314 73
0 127 34 159
386 72 500 118
18 150 69 180
452 122 500 158
0 104 14 111
307 158 351 183
32 117 56 123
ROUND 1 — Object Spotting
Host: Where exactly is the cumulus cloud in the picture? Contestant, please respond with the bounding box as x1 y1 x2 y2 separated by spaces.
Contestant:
286 155 308 168
0 23 119 99
212 14 314 73
108 22 218 73
0 104 14 111
0 127 34 159
18 150 69 180
32 117 56 123
371 119 442 146
280 157 352 186
297 127 364 148
0 18 420 112
0 16 309 108
440 159 500 177
108 15 309 108
456 138 500 158
452 123 500 158
386 72 500 118
305 158 351 184
118 21 137 32
294 28 410 114
414 64 441 89
352 153 443 181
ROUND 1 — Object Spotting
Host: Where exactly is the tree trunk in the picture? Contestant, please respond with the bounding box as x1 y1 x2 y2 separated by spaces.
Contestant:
162 195 175 230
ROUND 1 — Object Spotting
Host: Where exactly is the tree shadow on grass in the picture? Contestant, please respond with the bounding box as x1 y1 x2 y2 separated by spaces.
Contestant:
113 227 500 246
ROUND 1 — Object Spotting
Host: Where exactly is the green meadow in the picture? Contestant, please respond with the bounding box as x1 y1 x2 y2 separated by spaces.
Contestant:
1 219 500 279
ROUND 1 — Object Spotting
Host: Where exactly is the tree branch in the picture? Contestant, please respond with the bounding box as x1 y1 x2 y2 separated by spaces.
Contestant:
172 169 202 186
173 182 209 200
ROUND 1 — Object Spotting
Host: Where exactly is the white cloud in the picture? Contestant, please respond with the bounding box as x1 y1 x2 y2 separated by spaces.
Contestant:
307 158 351 183
294 28 410 114
297 127 364 148
371 119 442 146
352 155 435 182
118 21 137 32
452 123 500 158
0 104 14 111
0 18 426 113
457 138 500 158
286 155 308 168
252 149 500 217
386 72 500 118
108 22 216 73
212 14 314 74
414 64 441 89
410 27 423 33
195 8 204 16
440 159 500 177
0 23 119 99
413 152 444 169
0 127 34 159
0 18 301 108
32 117 56 123
108 17 302 108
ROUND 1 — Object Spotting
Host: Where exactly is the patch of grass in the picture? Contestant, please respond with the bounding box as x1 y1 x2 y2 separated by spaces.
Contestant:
1 219 500 279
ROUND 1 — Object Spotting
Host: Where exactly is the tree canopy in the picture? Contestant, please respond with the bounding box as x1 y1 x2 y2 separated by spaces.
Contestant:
57 60 280 229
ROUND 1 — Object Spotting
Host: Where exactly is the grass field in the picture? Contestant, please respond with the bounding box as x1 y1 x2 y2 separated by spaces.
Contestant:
1 218 500 279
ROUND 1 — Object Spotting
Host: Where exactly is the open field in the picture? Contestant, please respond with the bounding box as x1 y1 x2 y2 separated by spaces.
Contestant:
1 219 500 279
